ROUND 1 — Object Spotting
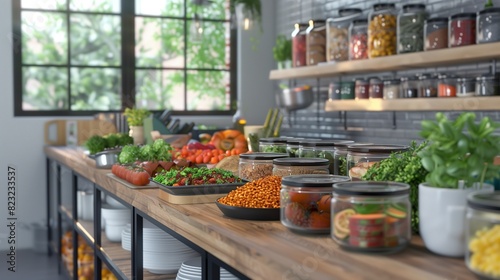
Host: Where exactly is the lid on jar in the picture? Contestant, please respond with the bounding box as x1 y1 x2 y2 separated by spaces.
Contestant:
450 13 476 20
479 7 500 15
308 19 326 27
373 3 396 11
383 79 401 85
467 191 500 212
368 77 382 83
456 77 475 82
425 17 448 24
259 137 288 144
347 144 409 153
355 78 369 85
400 76 419 82
273 158 329 166
476 74 497 81
239 152 288 160
351 19 368 25
333 181 410 196
402 3 426 12
282 174 351 188
300 139 354 147
328 8 363 23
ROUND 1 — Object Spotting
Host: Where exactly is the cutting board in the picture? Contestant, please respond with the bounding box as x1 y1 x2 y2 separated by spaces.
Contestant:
158 190 223 205
44 119 117 146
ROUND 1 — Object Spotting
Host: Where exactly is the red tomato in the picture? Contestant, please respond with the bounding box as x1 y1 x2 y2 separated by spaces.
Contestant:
129 170 150 186
317 195 332 213
289 191 321 208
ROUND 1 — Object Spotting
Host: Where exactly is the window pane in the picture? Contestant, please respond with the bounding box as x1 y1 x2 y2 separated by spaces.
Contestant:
22 0 66 10
70 68 121 110
135 0 184 17
22 12 67 65
187 21 229 69
136 70 184 110
70 0 120 13
187 70 229 111
23 66 68 110
70 14 121 66
186 0 229 20
136 17 184 68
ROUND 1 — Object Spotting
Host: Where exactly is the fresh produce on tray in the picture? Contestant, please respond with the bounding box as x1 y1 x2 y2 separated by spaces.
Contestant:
209 129 248 153
152 167 242 186
85 133 133 155
118 139 173 164
173 143 245 164
111 159 195 186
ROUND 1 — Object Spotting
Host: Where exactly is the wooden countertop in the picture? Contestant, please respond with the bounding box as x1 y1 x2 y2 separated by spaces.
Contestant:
45 146 476 280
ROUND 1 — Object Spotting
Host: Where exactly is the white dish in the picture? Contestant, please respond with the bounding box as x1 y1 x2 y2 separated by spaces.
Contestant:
106 224 125 242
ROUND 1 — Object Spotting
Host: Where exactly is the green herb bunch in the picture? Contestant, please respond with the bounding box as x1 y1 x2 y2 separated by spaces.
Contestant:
85 133 134 155
272 35 292 62
123 107 151 127
418 112 500 189
118 139 173 164
362 141 428 233
153 167 241 186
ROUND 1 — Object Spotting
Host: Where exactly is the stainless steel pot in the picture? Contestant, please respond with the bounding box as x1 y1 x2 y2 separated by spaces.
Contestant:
278 86 314 111
89 149 119 169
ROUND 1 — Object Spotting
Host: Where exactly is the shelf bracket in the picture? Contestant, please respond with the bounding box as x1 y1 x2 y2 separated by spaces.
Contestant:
392 111 397 130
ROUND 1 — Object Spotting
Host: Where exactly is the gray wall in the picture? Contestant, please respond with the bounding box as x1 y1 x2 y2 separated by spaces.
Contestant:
275 0 500 145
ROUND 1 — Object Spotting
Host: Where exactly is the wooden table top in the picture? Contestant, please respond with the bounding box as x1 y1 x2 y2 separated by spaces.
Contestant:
45 146 476 280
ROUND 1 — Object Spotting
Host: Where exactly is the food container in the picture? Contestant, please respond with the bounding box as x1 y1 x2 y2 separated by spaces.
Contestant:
281 174 351 234
424 17 448 51
286 138 305 157
273 158 329 177
457 77 476 97
400 76 419 98
368 3 398 58
465 192 500 279
355 79 370 99
331 181 411 253
77 190 94 221
369 77 384 99
397 4 428 53
449 13 476 48
477 8 500 44
259 138 288 153
239 152 288 181
476 74 499 96
347 145 409 179
418 74 438 98
298 140 354 174
292 23 309 67
341 81 355 99
89 149 120 169
383 79 400 99
329 81 342 100
438 74 457 97
349 19 368 60
306 19 327 66
327 8 363 62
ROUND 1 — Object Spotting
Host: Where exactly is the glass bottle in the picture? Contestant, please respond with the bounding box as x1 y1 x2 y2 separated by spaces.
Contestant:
368 3 398 58
292 23 309 67
397 4 428 54
306 19 327 66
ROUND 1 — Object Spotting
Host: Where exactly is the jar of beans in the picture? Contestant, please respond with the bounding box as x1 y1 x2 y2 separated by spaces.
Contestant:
327 8 363 63
306 19 327 66
397 4 428 54
418 74 438 98
383 79 400 99
369 77 384 98
425 17 448 51
292 22 309 67
239 152 288 181
400 76 419 98
449 13 476 48
477 8 500 44
355 79 370 99
349 19 368 60
438 74 457 97
368 3 398 58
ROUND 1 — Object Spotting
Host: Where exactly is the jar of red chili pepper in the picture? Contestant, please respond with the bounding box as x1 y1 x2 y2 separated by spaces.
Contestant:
355 79 370 99
438 74 457 97
292 23 309 67
449 13 476 48
349 19 368 60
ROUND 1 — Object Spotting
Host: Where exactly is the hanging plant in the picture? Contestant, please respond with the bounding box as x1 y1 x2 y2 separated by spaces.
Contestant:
231 0 262 30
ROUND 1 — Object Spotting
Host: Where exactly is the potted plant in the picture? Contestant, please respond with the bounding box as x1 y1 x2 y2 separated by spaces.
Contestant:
273 35 292 69
123 107 151 145
417 112 500 257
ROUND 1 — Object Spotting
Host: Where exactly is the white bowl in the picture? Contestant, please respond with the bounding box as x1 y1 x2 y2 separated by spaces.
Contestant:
105 195 127 208
106 224 126 242
101 205 130 223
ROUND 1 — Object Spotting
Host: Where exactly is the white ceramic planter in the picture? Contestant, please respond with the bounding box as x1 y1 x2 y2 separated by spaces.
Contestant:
419 182 494 257
129 125 144 145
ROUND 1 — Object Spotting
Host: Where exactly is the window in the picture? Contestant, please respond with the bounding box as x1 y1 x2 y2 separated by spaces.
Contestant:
12 0 236 116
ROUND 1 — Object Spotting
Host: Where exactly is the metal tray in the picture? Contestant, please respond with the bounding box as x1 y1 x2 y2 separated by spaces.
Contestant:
215 200 280 221
150 179 245 196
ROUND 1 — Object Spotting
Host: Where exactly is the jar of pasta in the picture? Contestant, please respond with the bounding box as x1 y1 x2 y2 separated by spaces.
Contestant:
397 4 428 54
327 8 363 63
349 19 369 60
449 13 476 48
292 23 309 67
306 19 327 66
368 3 398 58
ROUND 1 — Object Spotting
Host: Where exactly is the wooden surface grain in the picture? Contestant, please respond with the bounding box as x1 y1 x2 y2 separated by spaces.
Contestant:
46 146 476 280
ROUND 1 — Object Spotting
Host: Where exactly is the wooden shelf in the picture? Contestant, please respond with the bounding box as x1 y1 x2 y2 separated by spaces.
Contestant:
269 42 500 80
324 96 500 111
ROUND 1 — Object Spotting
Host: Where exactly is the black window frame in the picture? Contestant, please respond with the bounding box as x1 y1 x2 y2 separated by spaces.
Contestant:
12 0 237 117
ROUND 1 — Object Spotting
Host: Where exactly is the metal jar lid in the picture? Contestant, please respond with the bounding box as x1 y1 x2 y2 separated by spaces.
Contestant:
273 158 329 166
450 13 476 20
300 139 354 147
282 174 351 188
425 17 448 24
347 144 409 154
333 181 410 196
259 137 288 144
467 191 500 212
239 152 288 160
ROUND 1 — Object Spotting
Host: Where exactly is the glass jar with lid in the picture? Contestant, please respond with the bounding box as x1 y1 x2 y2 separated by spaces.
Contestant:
355 79 370 99
286 138 319 158
397 4 428 54
465 192 500 279
438 74 457 97
347 145 409 180
400 76 419 98
477 8 500 44
424 17 448 51
369 77 384 98
368 3 398 58
273 158 329 177
306 19 327 66
298 140 354 174
292 23 309 67
449 13 476 48
331 181 411 253
329 81 342 100
327 8 363 62
418 74 438 98
383 79 400 99
341 80 355 99
476 74 499 96
281 174 351 234
457 77 476 97
259 138 288 153
239 152 288 181
349 19 369 60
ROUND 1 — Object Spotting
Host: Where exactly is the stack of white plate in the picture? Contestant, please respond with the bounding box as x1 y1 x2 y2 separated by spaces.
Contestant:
101 204 131 242
176 257 240 280
121 224 131 251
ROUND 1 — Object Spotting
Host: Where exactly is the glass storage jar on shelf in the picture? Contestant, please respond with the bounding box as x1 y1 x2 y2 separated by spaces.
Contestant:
281 174 351 234
397 4 428 54
449 13 476 48
327 8 363 63
369 77 384 98
418 74 438 98
349 19 369 60
368 3 398 58
286 138 319 158
329 81 342 100
331 181 412 253
465 192 500 279
400 76 419 98
424 17 448 51
383 79 400 99
456 77 476 97
476 74 499 96
273 158 329 177
477 8 500 44
292 23 309 67
341 80 355 99
438 74 457 97
259 138 288 153
355 79 370 99
306 19 327 66
298 139 354 174
347 145 408 179
239 152 288 181
333 143 372 176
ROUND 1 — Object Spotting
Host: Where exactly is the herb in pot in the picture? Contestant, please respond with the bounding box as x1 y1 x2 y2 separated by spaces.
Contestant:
123 107 151 127
85 135 107 155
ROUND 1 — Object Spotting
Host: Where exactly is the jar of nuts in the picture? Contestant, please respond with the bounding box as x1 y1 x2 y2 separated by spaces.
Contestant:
306 19 327 66
273 158 329 177
368 3 398 58
239 152 288 181
326 8 363 63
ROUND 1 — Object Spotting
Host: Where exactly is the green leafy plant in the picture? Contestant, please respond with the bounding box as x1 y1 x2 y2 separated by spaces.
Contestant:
273 35 292 62
231 0 262 30
123 107 151 127
418 112 500 189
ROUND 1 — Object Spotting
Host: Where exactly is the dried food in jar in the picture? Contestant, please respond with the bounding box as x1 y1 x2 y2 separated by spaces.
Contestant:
239 152 288 181
449 13 476 47
438 74 457 97
273 158 329 177
397 4 428 53
424 17 448 51
341 81 355 99
368 3 398 58
383 79 400 99
327 8 362 62
369 77 384 98
355 79 370 99
477 8 500 44
401 76 419 98
218 175 282 208
292 23 309 67
349 19 369 60
306 20 327 66
418 74 438 98
457 77 476 97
